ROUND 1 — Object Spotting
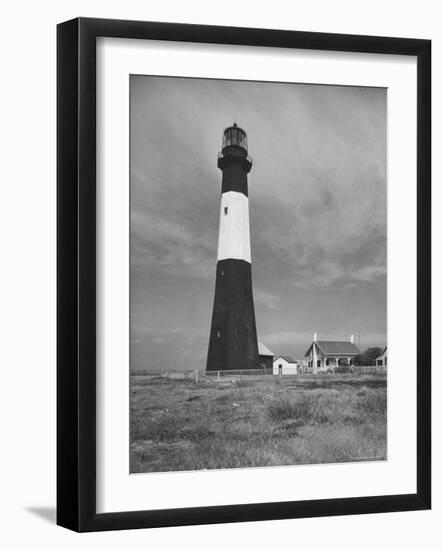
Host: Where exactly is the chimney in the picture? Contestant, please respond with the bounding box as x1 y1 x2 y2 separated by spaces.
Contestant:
313 332 317 342
350 334 354 344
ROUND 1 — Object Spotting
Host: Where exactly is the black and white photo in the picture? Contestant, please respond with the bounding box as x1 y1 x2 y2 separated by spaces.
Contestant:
129 75 388 474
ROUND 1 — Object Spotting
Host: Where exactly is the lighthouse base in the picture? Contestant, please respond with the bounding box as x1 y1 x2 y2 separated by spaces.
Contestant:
206 259 259 371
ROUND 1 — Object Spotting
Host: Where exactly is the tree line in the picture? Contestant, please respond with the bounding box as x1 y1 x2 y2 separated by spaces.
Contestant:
353 346 383 366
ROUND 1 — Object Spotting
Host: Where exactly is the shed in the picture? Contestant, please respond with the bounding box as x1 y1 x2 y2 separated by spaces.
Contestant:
273 355 298 375
375 347 387 367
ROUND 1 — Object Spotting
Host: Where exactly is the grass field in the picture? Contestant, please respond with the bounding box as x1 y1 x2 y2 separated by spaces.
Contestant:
130 374 387 473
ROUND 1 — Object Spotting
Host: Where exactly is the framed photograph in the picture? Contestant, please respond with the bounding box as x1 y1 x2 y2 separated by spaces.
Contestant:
57 17 431 532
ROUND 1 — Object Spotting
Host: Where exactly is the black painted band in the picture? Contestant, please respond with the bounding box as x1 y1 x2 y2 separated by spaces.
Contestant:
206 258 258 371
220 162 249 197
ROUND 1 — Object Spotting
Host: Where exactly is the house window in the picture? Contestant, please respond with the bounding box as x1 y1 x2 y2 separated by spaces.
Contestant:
385 357 387 366
317 360 321 367
224 207 228 215
326 359 329 366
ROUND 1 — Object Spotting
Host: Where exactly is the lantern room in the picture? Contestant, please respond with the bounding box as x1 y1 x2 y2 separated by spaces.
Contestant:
218 123 252 172
222 123 248 152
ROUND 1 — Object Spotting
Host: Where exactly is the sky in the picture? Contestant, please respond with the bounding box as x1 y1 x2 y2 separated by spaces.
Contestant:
130 75 387 371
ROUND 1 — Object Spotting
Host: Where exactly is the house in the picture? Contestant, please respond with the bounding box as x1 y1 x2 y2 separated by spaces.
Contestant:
257 342 274 370
304 333 360 373
273 355 298 375
375 347 387 367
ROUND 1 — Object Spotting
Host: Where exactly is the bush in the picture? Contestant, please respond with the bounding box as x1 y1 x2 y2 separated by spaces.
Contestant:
354 347 383 366
268 390 369 426
334 366 354 374
268 394 333 424
357 390 386 414
269 395 312 422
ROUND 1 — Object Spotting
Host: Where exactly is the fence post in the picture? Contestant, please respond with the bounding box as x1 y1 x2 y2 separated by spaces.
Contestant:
195 369 198 384
217 371 220 381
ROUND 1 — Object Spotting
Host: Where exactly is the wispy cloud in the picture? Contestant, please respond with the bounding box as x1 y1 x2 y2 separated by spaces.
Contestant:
263 331 314 346
252 170 386 290
131 209 215 279
131 324 208 370
254 288 280 310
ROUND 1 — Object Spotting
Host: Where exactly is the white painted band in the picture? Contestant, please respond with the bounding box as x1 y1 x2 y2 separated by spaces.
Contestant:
217 191 251 263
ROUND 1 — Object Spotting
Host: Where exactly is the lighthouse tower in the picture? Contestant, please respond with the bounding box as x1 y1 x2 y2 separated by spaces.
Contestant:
206 124 259 371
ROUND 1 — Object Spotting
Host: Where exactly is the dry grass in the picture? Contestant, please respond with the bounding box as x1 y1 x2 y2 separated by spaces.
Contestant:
130 374 387 473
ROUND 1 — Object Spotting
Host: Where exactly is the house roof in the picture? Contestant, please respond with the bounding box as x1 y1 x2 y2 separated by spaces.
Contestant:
305 340 360 357
258 342 274 356
274 355 297 364
376 346 387 359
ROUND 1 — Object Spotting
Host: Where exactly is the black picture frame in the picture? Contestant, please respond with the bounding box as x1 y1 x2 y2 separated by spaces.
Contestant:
57 17 431 532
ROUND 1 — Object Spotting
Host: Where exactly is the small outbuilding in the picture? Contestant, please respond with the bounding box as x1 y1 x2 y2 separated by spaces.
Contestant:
273 356 298 375
258 342 274 370
375 347 387 367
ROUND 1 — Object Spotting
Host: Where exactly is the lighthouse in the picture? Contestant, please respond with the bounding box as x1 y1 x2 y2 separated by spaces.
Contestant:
206 124 259 371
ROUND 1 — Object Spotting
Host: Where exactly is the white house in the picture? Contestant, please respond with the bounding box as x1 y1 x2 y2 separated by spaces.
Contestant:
273 356 298 375
304 334 360 373
375 347 387 366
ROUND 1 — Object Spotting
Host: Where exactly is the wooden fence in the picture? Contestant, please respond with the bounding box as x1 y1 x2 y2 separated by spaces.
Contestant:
132 365 386 382
352 366 387 375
